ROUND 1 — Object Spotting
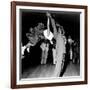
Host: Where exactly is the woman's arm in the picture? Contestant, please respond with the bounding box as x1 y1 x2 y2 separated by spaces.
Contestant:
46 12 57 39
47 16 50 36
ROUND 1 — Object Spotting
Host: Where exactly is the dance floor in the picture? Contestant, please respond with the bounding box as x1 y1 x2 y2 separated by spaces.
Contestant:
22 61 80 79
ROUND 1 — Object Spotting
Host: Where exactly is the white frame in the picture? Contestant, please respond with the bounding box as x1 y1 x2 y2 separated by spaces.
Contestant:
16 6 85 85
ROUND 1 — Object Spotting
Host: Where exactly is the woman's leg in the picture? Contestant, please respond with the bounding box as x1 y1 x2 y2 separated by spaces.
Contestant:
40 43 46 64
44 50 47 64
52 48 56 64
44 43 49 64
41 50 45 64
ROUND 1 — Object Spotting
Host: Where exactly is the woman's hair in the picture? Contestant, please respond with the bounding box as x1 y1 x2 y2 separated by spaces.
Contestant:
37 22 45 30
56 23 65 35
26 22 45 44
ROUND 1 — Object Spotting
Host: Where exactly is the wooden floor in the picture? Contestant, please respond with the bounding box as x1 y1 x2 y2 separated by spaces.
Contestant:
22 31 68 78
63 61 80 77
22 64 56 78
22 61 80 79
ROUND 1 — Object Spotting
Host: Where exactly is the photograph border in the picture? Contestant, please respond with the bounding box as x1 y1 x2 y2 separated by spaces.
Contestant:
11 1 88 89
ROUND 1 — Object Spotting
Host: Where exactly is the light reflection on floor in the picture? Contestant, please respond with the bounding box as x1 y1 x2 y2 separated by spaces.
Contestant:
22 61 80 79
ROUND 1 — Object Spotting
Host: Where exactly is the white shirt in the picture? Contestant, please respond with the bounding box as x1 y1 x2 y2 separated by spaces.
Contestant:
43 29 54 44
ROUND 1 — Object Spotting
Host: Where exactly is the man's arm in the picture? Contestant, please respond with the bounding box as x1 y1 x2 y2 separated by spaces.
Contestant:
46 12 57 39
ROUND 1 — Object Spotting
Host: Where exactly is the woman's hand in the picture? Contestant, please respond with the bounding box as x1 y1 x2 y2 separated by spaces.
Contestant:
46 12 51 18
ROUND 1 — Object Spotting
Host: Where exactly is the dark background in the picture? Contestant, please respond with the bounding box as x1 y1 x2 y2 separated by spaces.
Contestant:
20 9 80 46
20 9 80 73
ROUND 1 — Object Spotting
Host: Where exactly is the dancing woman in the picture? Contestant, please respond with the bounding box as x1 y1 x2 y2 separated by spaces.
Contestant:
40 12 54 64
